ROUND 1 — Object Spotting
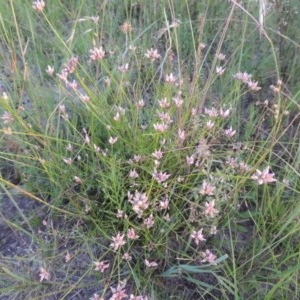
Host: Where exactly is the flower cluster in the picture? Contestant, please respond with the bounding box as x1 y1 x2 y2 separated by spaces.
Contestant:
233 71 261 91
23 5 285 297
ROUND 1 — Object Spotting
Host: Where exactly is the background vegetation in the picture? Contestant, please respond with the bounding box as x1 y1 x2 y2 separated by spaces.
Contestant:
0 0 300 299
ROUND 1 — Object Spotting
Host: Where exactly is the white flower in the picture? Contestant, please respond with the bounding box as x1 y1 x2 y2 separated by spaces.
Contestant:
216 66 225 75
144 259 158 268
109 136 118 145
46 65 54 76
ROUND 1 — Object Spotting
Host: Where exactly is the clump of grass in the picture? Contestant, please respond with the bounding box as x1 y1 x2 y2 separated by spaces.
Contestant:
1 1 300 299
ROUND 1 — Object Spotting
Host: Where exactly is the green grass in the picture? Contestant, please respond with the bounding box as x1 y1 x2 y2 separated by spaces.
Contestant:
0 0 300 299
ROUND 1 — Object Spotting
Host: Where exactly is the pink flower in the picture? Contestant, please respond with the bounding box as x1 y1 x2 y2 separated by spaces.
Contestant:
65 56 79 73
247 79 261 91
200 181 215 196
152 149 163 160
178 129 186 142
159 196 169 210
216 53 226 60
110 289 127 300
270 84 281 93
199 43 206 49
57 70 68 82
110 281 128 300
39 267 50 282
110 232 126 252
186 155 195 165
145 48 160 62
173 94 183 107
144 214 154 229
233 71 252 83
32 0 45 12
204 107 219 118
81 94 90 103
66 79 78 90
90 46 105 61
122 252 132 261
127 228 139 240
158 98 170 108
204 200 219 218
153 169 170 184
191 228 206 245
94 261 110 272
137 99 145 108
224 126 236 137
116 209 124 219
129 169 139 179
226 157 238 168
59 104 67 114
165 73 176 84
239 161 250 172
157 111 172 124
201 249 217 263
118 63 129 73
1 111 14 124
251 166 276 184
121 21 132 33
219 108 230 118
153 122 168 132
134 155 142 162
